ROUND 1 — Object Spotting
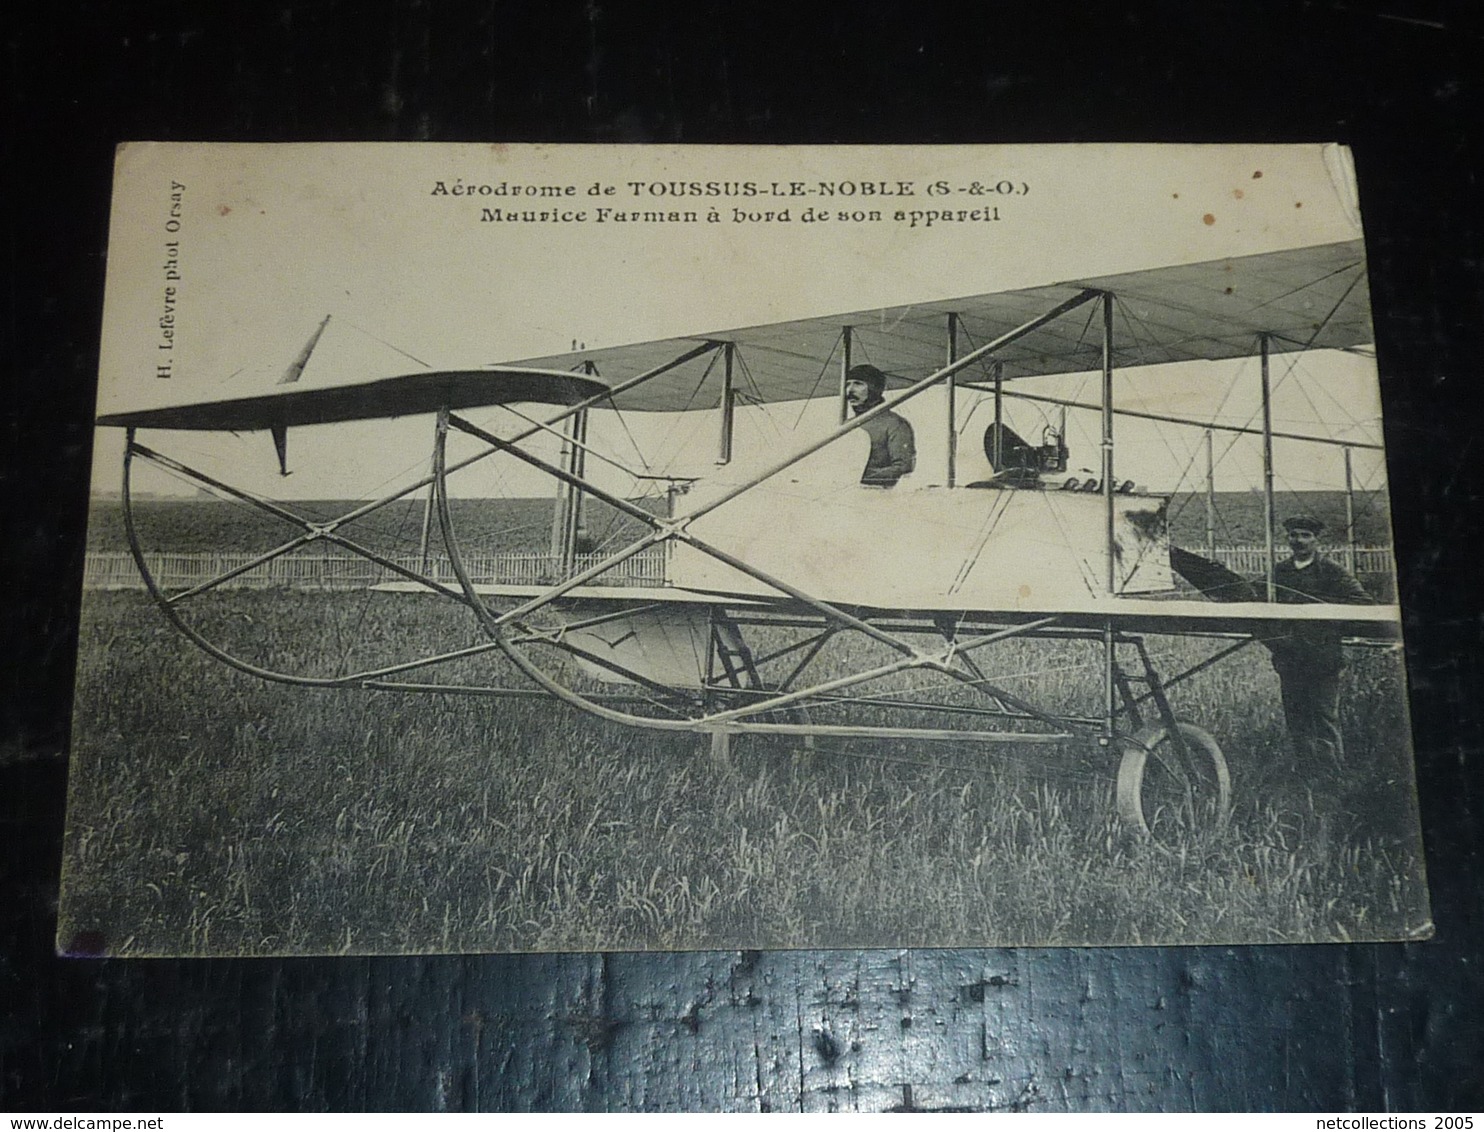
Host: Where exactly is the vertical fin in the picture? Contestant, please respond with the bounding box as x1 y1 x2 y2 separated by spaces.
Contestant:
272 425 291 476
270 315 327 473
279 315 331 385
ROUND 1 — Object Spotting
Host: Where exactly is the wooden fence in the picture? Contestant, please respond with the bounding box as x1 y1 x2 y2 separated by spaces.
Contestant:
1208 544 1395 575
83 544 1394 592
83 550 670 591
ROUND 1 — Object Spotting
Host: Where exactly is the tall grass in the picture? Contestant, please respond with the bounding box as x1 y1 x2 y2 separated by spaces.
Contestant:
59 590 1430 956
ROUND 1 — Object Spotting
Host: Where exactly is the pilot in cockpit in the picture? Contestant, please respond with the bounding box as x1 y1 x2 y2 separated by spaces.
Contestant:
844 364 916 487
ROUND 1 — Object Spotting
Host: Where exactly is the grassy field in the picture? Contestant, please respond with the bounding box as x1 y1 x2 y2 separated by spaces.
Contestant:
88 490 1394 556
59 585 1430 956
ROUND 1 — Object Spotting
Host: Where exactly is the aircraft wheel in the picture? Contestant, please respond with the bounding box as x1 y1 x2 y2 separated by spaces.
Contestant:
1115 722 1232 842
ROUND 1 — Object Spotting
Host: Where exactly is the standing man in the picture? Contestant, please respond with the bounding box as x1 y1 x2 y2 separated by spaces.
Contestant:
843 364 915 487
1267 514 1371 767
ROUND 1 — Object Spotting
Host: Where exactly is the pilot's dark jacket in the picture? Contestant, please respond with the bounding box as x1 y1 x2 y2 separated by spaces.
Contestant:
1267 554 1371 766
858 408 916 487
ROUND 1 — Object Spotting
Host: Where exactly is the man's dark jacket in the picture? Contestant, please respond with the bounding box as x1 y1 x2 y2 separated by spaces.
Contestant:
858 408 915 486
1270 554 1372 670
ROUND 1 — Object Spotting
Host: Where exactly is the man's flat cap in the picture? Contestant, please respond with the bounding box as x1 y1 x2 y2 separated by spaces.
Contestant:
1282 514 1325 535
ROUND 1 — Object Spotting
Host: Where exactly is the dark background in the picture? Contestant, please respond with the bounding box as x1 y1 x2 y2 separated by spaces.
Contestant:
4 0 1482 1111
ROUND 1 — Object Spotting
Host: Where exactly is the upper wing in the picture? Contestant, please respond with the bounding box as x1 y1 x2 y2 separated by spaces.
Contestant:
96 367 607 431
508 239 1372 412
97 239 1372 428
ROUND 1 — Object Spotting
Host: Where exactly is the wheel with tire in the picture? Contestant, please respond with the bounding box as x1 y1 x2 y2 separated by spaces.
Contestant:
1116 721 1232 841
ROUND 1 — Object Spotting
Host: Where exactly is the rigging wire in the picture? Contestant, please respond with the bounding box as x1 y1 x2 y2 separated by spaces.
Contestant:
946 488 1017 595
605 397 655 475
1104 296 1224 498
651 348 722 474
733 348 791 448
1282 349 1381 445
791 332 842 429
336 318 435 370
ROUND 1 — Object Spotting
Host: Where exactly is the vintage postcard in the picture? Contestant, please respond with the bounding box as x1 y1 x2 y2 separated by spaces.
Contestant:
60 143 1430 955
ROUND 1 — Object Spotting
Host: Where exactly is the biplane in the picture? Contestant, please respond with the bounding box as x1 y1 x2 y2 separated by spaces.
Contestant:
96 238 1401 842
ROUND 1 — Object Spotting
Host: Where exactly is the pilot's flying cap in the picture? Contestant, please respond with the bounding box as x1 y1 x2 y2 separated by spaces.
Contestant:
1283 514 1325 535
846 364 887 395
